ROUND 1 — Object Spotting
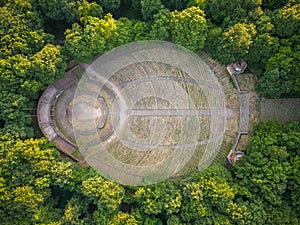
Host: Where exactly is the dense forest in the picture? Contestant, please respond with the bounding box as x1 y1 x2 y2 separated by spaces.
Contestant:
0 0 299 224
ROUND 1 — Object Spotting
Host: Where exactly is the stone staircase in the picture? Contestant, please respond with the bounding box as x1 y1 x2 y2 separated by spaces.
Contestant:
199 51 241 165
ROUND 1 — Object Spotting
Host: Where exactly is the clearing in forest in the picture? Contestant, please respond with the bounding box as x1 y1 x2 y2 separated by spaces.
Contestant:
39 41 241 185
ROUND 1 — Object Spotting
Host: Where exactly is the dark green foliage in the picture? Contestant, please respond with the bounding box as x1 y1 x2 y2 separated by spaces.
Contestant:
205 0 263 27
262 0 289 10
246 33 279 66
255 68 292 98
131 0 142 13
233 122 300 223
273 0 300 37
97 0 121 12
141 0 163 21
204 25 222 57
161 0 189 11
32 0 81 24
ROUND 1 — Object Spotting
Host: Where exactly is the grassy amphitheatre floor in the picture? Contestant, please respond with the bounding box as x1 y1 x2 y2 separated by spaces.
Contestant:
38 41 242 185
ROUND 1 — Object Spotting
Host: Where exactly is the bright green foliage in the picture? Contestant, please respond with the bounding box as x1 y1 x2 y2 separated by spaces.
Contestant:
217 23 257 63
141 0 164 21
132 21 151 41
0 138 72 224
288 155 300 216
82 176 124 212
266 46 293 72
170 6 207 52
1 186 44 225
0 44 65 99
78 0 103 19
5 0 44 30
273 0 300 37
255 15 275 34
107 17 134 48
0 138 56 190
64 14 117 62
0 6 47 58
109 212 138 225
61 201 84 225
0 44 65 138
150 9 171 40
180 176 249 224
133 182 182 215
31 44 66 84
97 0 121 12
0 1 67 139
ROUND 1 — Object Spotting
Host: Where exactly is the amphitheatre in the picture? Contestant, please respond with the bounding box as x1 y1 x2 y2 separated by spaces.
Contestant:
38 41 250 186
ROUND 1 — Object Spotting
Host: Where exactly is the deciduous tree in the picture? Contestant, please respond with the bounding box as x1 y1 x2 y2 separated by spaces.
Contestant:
141 0 163 21
273 0 300 37
216 23 257 63
170 6 207 52
97 0 121 12
78 0 103 19
150 9 171 40
64 14 117 62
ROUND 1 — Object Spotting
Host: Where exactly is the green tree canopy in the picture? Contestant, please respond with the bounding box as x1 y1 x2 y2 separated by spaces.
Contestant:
273 0 300 37
78 0 103 19
97 0 121 12
255 68 292 98
0 138 73 224
216 23 257 63
234 122 300 207
170 6 208 52
141 0 164 21
133 181 182 216
64 14 117 62
31 0 81 24
149 9 171 40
